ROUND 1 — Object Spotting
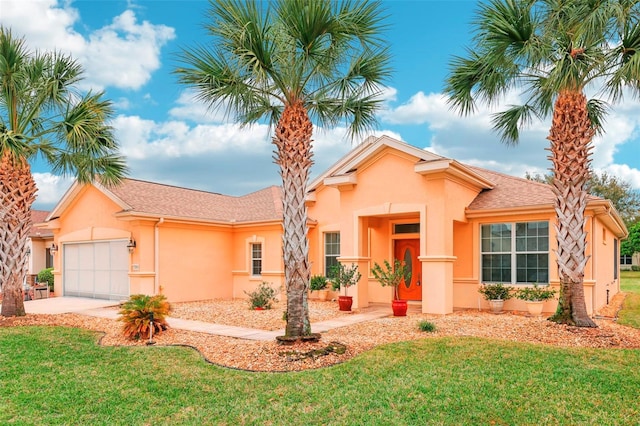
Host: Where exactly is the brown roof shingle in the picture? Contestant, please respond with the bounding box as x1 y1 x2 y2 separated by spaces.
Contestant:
30 210 53 238
467 166 600 210
107 179 282 223
467 167 556 210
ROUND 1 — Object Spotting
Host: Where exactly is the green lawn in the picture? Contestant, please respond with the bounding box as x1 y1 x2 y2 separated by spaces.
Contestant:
2 273 639 425
1 325 640 425
619 270 640 328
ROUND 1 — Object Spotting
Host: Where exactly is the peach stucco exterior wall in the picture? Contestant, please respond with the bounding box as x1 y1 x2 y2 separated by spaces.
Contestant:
155 223 234 302
48 186 134 296
48 184 285 304
231 223 284 299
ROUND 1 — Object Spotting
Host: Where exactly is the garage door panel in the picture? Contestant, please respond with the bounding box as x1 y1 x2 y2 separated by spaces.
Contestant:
63 240 130 300
78 246 94 270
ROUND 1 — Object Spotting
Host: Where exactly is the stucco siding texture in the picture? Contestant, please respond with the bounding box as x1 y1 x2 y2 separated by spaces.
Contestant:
108 179 282 223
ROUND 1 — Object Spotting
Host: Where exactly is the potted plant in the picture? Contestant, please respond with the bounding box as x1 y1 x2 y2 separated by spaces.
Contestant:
515 283 556 316
310 274 329 301
329 263 361 311
371 259 411 316
478 282 514 314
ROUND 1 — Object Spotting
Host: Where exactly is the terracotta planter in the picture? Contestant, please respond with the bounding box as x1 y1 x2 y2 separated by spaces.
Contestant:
392 299 408 317
525 301 544 316
318 289 329 301
489 299 505 314
338 295 353 311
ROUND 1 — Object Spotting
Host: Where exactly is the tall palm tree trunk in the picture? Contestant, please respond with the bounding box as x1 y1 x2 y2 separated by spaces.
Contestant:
0 153 37 317
548 91 597 327
273 101 313 338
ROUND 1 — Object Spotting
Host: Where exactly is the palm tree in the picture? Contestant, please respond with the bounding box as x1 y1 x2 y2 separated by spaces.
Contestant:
175 0 391 339
0 28 127 317
445 0 640 327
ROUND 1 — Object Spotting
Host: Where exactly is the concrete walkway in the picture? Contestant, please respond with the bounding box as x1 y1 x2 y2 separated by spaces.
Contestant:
22 297 391 341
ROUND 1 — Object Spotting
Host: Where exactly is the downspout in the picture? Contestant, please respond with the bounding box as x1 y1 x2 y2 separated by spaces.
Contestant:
154 218 164 295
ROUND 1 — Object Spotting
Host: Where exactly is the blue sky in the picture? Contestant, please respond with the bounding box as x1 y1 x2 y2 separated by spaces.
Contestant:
2 0 640 211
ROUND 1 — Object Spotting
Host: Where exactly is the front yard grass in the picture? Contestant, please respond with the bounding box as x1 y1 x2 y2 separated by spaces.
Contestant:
619 270 640 328
1 326 639 425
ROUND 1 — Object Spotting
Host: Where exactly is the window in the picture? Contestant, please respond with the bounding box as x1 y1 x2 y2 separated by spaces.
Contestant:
251 243 262 276
621 255 633 265
324 232 340 276
481 221 549 284
393 223 419 234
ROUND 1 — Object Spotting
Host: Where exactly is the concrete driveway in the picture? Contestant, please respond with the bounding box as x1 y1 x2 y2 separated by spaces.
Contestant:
22 297 119 314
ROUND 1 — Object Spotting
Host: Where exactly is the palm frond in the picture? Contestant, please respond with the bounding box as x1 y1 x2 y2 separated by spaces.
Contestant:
586 98 609 136
491 104 539 145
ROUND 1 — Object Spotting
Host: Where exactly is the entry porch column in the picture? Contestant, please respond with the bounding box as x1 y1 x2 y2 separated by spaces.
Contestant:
420 255 455 314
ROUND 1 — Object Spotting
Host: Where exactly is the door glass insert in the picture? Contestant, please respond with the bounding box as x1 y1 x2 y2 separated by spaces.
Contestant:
403 248 412 288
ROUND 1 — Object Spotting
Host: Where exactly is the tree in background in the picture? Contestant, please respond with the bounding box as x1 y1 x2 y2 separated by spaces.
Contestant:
0 28 127 316
526 171 640 226
446 0 640 327
175 0 391 339
621 222 640 260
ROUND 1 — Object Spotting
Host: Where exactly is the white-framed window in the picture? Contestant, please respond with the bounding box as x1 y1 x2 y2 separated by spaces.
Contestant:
621 255 633 265
481 221 549 284
251 243 262 276
324 232 340 276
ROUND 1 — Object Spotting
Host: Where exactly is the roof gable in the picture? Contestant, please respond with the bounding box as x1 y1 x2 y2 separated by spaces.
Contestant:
309 134 494 192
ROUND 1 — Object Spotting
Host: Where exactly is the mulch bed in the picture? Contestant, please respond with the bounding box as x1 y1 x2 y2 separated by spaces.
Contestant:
1 295 639 372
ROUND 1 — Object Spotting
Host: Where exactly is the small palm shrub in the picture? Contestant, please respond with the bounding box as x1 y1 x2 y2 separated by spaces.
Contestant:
418 320 436 333
37 268 55 292
310 275 327 291
245 281 278 309
118 294 171 340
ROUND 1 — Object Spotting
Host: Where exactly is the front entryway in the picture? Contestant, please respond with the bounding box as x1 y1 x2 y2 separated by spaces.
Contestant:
63 240 130 300
395 239 421 300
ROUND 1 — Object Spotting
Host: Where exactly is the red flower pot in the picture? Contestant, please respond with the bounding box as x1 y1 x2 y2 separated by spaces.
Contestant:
338 295 353 311
392 299 408 317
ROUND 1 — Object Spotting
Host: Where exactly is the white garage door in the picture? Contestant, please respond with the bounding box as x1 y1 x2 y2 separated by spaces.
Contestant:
63 240 130 300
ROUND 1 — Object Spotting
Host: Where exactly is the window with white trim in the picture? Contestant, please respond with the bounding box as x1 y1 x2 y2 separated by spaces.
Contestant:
251 243 262 276
621 255 633 265
481 221 549 284
324 232 340 276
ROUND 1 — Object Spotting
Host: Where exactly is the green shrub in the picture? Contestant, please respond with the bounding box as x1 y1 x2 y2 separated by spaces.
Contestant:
245 281 278 309
478 283 514 300
118 294 171 340
328 263 361 296
632 265 640 272
418 320 436 332
310 275 327 291
37 268 54 292
515 283 556 301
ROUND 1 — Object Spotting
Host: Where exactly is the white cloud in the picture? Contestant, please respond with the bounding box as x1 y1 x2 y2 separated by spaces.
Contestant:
0 0 175 91
169 90 231 124
381 87 640 190
33 173 74 209
82 10 175 90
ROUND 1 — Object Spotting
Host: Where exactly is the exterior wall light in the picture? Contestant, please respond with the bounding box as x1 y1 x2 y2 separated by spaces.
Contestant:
50 243 58 254
127 238 136 254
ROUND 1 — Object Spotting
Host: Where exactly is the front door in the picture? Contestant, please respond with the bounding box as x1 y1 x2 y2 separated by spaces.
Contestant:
395 239 421 301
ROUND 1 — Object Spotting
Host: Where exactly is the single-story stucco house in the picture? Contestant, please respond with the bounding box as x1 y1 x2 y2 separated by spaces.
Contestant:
37 135 628 315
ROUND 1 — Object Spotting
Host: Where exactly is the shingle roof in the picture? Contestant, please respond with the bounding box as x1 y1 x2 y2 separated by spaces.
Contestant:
30 210 53 238
467 166 599 210
107 179 282 223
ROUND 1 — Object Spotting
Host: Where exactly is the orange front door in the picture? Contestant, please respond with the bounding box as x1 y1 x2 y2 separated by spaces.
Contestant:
395 239 421 301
